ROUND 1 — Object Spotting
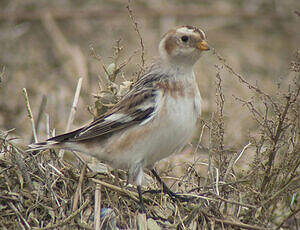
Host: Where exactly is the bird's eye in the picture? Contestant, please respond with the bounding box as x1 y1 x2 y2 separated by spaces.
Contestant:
181 36 189 42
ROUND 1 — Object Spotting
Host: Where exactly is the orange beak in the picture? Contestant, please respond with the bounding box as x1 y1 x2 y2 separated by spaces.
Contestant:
197 40 210 51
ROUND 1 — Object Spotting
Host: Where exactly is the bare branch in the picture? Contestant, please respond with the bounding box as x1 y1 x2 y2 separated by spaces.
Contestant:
126 1 145 78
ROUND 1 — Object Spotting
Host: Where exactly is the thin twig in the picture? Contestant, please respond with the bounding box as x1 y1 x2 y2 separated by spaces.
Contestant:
94 183 102 230
45 113 50 139
23 88 38 143
224 142 251 181
213 49 269 97
91 178 142 203
214 167 220 196
31 95 47 143
262 175 300 207
213 217 271 230
72 164 86 212
47 163 64 177
126 1 145 78
90 45 110 91
180 193 256 209
205 113 214 187
260 96 293 193
177 207 187 230
178 200 205 229
45 170 65 218
8 202 31 229
187 180 249 193
33 199 89 230
66 77 83 132
193 121 205 156
59 77 83 157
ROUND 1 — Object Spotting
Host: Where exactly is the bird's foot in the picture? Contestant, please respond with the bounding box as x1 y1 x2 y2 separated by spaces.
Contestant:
144 187 191 202
148 169 193 202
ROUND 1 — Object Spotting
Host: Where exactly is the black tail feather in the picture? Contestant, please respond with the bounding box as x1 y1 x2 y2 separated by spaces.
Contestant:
28 127 83 151
47 127 83 142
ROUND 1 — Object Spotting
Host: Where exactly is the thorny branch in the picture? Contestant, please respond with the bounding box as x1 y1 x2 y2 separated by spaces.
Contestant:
260 90 300 193
126 0 145 78
214 68 225 176
213 48 279 114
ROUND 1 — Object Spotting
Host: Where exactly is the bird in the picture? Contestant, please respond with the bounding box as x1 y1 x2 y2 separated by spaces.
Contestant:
29 25 210 211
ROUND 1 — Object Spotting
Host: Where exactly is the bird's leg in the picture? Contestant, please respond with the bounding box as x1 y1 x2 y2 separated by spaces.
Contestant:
137 185 146 213
150 169 191 202
130 161 147 212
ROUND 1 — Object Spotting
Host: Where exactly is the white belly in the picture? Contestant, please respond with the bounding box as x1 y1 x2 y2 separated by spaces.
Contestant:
109 93 199 169
144 95 198 166
73 83 201 172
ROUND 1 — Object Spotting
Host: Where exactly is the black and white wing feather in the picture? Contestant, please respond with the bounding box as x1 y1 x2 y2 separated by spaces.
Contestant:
29 71 165 149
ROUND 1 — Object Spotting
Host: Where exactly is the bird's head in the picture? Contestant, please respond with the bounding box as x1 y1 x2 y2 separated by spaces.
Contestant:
159 25 210 67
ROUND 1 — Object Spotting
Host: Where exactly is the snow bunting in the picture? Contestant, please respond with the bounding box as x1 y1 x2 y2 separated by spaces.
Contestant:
29 25 210 210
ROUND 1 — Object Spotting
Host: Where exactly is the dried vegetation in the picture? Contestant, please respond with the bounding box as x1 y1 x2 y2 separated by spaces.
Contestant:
0 0 299 229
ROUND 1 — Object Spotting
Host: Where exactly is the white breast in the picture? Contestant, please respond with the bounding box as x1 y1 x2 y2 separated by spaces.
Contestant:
96 70 202 173
142 85 201 167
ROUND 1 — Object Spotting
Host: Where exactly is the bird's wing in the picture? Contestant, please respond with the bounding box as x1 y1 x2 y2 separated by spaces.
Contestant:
47 73 164 143
70 89 157 141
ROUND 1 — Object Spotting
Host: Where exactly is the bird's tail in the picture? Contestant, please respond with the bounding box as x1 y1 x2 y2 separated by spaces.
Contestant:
27 128 82 151
28 140 60 151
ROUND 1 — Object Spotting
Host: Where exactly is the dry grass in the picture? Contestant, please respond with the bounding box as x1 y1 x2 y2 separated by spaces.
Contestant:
0 0 299 229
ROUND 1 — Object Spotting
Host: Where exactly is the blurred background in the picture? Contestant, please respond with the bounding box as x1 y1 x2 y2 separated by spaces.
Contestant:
0 0 299 153
1 2 299 227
